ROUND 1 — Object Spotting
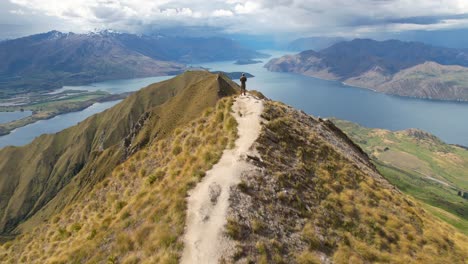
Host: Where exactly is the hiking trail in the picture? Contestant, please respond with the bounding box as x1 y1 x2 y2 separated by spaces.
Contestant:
181 94 264 264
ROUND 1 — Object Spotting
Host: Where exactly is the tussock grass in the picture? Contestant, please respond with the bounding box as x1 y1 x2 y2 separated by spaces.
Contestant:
0 96 238 263
334 119 468 234
241 101 468 263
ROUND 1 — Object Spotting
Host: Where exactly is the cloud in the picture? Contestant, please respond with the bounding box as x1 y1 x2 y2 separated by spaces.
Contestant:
234 2 260 14
3 0 468 38
212 9 234 17
9 9 26 15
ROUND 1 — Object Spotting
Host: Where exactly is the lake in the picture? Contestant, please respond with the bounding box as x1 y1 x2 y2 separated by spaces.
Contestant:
0 110 32 124
0 101 119 148
0 50 467 148
59 75 173 94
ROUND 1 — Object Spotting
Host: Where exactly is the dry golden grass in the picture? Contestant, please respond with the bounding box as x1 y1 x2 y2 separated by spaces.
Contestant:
254 101 468 263
0 97 238 264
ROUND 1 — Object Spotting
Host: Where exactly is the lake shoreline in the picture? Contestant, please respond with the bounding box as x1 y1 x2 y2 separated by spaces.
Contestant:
0 93 128 136
266 68 468 104
1 53 468 148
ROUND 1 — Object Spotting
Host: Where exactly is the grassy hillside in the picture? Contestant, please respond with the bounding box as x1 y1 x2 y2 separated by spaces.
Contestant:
225 101 468 263
0 96 238 263
0 71 238 237
0 85 467 263
334 119 468 234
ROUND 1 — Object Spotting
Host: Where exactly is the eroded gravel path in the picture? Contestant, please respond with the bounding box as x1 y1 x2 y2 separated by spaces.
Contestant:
181 95 263 264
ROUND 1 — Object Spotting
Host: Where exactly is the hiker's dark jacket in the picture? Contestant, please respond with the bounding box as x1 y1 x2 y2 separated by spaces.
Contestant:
240 76 247 89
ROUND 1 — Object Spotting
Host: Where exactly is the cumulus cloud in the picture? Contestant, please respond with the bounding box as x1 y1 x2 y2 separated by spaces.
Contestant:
234 1 260 14
212 9 234 17
3 0 468 37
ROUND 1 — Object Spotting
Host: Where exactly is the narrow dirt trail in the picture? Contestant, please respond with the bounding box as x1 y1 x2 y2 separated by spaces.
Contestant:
181 95 263 264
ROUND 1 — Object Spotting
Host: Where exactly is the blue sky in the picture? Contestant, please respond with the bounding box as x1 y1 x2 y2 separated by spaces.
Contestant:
1 0 468 40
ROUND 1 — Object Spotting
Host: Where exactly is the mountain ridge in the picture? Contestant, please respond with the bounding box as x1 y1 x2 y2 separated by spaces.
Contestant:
0 30 265 97
266 39 468 101
0 73 467 263
0 71 238 236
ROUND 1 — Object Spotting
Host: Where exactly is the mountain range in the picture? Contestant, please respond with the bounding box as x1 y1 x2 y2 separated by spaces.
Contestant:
0 71 466 263
0 30 265 97
287 36 345 51
266 39 468 101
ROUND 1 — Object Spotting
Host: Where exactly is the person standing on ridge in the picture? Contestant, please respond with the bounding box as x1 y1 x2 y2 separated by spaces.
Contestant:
240 73 247 96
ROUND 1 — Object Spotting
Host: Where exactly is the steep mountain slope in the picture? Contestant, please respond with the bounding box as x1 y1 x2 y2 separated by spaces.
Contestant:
115 32 267 63
0 31 184 96
0 30 264 97
0 75 467 263
0 71 238 237
225 101 468 263
333 119 468 233
265 39 468 101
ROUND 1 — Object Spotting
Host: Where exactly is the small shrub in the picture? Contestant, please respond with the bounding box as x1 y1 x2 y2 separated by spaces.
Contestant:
70 223 82 232
87 229 97 240
57 228 71 239
224 116 237 131
251 219 264 234
232 245 245 260
203 151 214 163
107 255 117 264
302 223 321 249
238 180 249 193
115 201 127 213
147 175 158 185
256 241 267 254
193 170 206 180
121 210 131 220
172 145 182 156
226 219 242 240
216 111 225 122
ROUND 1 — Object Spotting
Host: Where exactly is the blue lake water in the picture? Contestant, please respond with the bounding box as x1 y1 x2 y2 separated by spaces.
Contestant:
201 50 468 147
0 50 467 148
0 111 32 124
0 101 120 148
60 75 173 93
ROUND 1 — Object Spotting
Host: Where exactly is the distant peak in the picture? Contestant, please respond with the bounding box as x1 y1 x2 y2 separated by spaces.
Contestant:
87 29 124 37
45 30 65 38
